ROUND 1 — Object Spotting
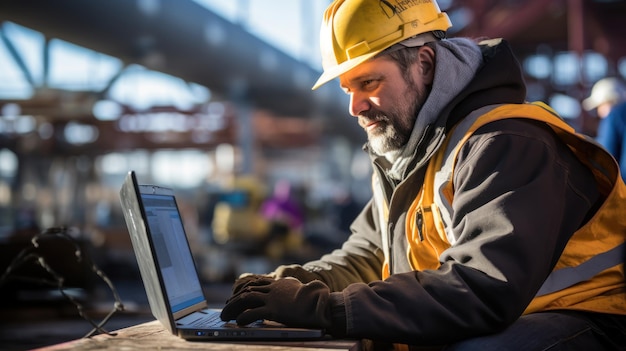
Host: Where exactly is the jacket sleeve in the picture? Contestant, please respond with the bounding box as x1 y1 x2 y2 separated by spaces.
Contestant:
329 119 601 344
274 200 386 292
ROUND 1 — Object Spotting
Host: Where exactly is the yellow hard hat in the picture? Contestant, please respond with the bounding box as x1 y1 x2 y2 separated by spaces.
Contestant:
312 0 452 90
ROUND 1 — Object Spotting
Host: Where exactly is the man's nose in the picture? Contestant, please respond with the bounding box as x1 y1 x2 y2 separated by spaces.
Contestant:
349 92 369 117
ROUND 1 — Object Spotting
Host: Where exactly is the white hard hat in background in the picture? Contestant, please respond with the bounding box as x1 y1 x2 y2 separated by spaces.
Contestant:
582 77 626 111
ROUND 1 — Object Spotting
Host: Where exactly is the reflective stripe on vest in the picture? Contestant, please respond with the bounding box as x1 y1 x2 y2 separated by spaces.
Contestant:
372 174 391 279
536 243 625 296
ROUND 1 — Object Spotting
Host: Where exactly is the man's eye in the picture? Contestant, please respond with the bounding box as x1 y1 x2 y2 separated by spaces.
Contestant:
361 80 375 89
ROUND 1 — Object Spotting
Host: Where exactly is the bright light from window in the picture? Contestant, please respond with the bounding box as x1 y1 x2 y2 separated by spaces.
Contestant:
582 52 607 83
524 54 552 80
192 0 326 69
190 83 211 103
3 22 45 84
49 39 122 91
64 122 99 144
98 151 151 177
553 52 580 86
0 28 34 99
118 112 191 132
1 103 21 117
152 150 210 187
215 143 234 173
0 149 18 178
99 152 129 174
248 0 303 59
549 94 581 120
93 99 123 121
14 115 36 134
109 65 209 111
0 103 35 134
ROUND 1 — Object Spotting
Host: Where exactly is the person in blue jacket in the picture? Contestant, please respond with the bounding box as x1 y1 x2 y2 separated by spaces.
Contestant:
583 77 626 181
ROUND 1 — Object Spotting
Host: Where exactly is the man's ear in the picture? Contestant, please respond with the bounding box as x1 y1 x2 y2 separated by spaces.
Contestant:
417 46 435 85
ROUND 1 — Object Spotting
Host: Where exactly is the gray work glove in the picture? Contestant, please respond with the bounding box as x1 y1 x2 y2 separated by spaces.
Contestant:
220 276 333 329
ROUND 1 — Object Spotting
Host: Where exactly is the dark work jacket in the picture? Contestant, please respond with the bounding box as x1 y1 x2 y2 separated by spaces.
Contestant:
273 40 616 345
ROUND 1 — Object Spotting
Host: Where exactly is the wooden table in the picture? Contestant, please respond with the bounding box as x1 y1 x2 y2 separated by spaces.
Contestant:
32 320 363 351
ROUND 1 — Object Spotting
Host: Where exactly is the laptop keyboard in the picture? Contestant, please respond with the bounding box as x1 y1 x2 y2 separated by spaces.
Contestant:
182 309 267 329
189 311 226 328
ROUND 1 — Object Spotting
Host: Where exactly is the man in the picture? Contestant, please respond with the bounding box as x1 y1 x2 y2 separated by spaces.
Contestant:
221 0 626 349
583 77 626 182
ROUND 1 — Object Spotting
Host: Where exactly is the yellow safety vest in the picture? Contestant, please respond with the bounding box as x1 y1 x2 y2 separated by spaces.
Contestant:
386 103 625 315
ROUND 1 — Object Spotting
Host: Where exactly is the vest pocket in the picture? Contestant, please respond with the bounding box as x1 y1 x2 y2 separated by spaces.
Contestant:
406 202 449 270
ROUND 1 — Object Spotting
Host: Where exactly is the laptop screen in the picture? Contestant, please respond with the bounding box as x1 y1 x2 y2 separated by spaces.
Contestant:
140 193 205 313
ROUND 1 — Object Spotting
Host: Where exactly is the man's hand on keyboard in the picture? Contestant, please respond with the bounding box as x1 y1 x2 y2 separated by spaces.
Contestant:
220 277 332 329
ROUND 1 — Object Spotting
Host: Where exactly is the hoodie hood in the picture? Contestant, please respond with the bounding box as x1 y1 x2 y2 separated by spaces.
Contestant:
375 38 527 181
383 37 482 180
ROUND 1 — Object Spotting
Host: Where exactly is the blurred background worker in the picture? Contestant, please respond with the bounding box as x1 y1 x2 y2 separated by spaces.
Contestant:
259 179 305 261
211 176 312 274
211 175 269 250
583 77 626 181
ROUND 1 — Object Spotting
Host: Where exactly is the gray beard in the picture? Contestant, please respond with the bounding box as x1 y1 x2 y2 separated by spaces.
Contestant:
367 122 409 156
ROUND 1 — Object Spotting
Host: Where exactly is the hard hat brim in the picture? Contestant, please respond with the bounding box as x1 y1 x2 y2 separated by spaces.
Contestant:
312 51 379 90
583 77 626 110
311 32 440 90
582 96 600 111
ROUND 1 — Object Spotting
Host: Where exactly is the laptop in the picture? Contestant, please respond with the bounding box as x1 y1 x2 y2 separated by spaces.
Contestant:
119 170 325 340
